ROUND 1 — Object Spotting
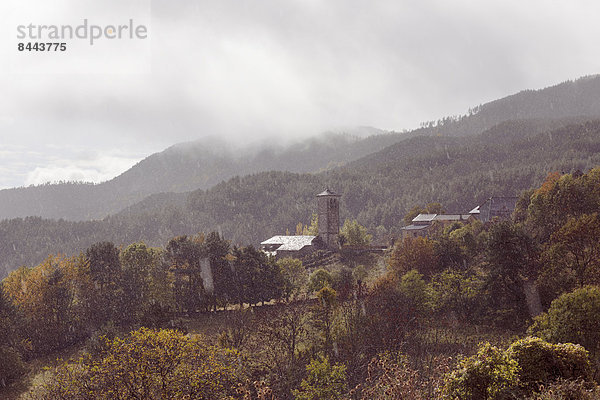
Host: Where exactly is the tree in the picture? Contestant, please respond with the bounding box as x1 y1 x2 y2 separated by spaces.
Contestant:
307 269 333 293
166 235 207 314
277 258 308 301
306 213 319 236
361 274 419 352
430 269 484 322
85 241 124 326
340 219 372 246
296 213 319 236
120 242 153 324
389 237 438 278
485 221 540 327
529 286 600 357
0 282 20 349
545 213 600 287
2 256 84 355
86 241 122 291
293 355 348 400
33 328 242 400
311 287 338 355
256 304 307 398
205 232 233 310
398 269 430 317
120 242 173 326
231 246 283 307
526 170 600 242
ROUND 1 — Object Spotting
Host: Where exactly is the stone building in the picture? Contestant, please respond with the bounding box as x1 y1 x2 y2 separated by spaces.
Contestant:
260 188 341 257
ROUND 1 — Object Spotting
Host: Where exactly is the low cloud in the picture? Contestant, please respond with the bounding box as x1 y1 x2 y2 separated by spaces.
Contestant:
24 153 141 186
1 0 600 188
0 145 143 189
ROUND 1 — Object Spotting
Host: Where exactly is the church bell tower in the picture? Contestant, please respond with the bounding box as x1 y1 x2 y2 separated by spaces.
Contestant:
316 188 341 249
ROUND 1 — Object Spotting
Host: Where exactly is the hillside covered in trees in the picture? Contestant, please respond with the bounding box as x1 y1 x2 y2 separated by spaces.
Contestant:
2 117 600 278
4 168 600 399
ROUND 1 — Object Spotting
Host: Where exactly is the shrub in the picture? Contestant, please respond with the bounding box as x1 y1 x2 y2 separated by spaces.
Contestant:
507 337 592 389
31 328 242 399
443 342 520 400
292 354 347 400
332 267 355 301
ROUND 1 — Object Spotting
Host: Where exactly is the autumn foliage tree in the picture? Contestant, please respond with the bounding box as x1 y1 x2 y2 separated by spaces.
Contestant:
544 213 600 287
527 169 600 242
389 236 438 278
2 255 86 355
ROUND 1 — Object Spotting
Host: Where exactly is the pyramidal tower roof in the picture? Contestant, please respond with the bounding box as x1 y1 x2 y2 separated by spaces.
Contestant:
316 188 341 197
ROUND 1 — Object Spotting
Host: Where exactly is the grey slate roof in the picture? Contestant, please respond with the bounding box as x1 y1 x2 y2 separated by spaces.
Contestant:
433 214 472 221
412 213 437 223
261 235 317 251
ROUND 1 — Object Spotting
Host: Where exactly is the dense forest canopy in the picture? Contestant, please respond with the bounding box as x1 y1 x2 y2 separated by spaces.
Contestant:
2 117 600 278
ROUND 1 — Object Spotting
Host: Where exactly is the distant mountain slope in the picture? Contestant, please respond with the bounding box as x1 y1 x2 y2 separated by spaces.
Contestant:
411 75 600 137
0 129 402 221
3 75 600 222
3 118 600 278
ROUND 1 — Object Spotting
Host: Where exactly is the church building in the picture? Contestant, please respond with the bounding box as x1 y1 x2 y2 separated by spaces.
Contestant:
260 188 341 257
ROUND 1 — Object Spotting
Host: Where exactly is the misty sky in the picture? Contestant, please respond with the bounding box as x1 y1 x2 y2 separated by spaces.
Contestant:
0 0 599 189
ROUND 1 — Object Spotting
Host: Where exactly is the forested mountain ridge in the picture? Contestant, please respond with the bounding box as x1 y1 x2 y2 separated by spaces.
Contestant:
411 74 600 137
3 75 600 223
0 128 401 221
3 118 600 278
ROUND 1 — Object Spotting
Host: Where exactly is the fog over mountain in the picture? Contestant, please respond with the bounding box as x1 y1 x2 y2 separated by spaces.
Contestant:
1 0 600 189
0 128 401 220
2 75 600 221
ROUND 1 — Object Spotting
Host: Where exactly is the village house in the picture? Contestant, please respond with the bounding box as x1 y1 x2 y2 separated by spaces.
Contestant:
400 213 473 239
400 196 518 239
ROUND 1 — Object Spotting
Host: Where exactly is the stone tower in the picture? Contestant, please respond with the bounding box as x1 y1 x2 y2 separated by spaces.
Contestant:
316 188 341 249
